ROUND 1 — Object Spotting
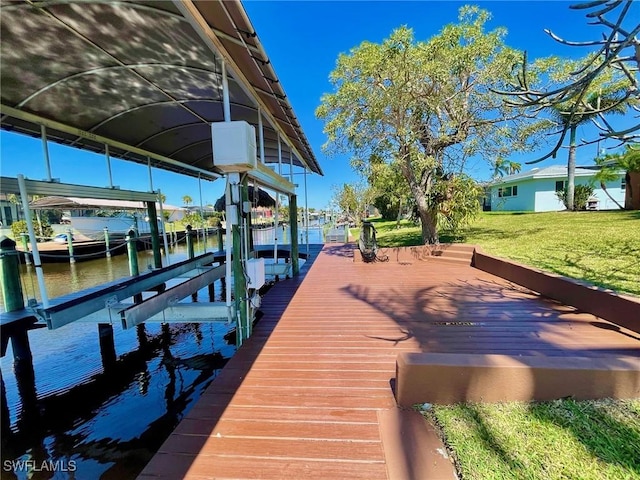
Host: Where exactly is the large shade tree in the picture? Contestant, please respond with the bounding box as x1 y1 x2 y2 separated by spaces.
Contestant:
317 7 546 244
368 155 413 225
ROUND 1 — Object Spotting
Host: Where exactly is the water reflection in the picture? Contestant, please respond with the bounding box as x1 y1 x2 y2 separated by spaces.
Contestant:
0 228 323 478
1 321 234 479
0 236 238 479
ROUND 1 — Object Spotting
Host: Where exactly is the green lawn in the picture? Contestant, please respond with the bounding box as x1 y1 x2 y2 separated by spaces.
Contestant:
424 399 640 480
367 211 640 296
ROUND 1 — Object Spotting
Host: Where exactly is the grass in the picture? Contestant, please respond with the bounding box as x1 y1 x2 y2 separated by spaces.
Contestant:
423 399 640 480
366 211 640 296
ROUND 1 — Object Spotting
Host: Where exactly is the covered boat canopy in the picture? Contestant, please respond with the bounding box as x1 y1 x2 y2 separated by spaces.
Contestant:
29 196 184 213
0 0 322 191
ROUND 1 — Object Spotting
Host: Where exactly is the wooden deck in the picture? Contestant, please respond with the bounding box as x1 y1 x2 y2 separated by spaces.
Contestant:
139 243 640 480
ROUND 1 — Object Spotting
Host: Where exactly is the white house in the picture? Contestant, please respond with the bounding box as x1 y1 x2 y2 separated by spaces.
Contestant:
0 194 22 227
487 165 626 212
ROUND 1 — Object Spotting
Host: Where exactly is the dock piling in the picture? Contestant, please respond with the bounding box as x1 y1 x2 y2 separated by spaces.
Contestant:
11 328 38 431
104 227 111 258
217 227 223 252
66 228 75 264
186 225 198 301
20 233 31 266
98 323 116 371
0 236 25 312
146 201 162 269
126 229 143 304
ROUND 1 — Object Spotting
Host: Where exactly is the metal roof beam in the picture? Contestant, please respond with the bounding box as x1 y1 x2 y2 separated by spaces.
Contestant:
0 105 220 181
174 0 313 174
247 162 295 195
0 176 158 201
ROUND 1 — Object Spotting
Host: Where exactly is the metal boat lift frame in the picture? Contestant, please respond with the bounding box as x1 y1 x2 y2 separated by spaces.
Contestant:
0 0 322 345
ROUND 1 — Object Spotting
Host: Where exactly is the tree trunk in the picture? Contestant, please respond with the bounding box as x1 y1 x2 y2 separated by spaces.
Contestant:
397 144 439 244
600 182 625 210
567 126 577 211
418 206 438 244
403 170 439 244
627 172 640 210
395 197 403 229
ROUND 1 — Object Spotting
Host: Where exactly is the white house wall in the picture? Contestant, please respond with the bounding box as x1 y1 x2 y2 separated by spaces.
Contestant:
490 179 535 211
490 175 625 212
534 178 565 212
592 178 626 210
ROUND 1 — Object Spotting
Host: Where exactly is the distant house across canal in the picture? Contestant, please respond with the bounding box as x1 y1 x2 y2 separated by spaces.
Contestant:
486 165 626 212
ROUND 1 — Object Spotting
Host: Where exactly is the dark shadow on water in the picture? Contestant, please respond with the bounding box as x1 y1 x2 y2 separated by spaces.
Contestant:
1 322 234 479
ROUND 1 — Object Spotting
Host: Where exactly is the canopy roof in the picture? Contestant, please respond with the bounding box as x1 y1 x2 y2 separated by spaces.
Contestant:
0 0 322 183
29 196 183 212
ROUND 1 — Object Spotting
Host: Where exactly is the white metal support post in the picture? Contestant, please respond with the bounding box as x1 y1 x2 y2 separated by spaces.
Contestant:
40 125 52 182
258 107 265 164
277 133 282 176
274 133 282 264
221 60 231 122
225 177 233 321
105 145 114 188
289 149 296 267
157 189 170 265
17 174 49 308
147 157 154 192
198 174 206 249
304 167 309 255
289 149 294 184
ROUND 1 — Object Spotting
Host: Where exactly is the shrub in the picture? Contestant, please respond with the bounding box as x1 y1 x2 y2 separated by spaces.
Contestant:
556 184 595 210
10 217 54 241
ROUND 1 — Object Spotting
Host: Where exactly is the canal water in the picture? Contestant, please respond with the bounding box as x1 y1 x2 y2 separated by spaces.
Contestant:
1 225 325 479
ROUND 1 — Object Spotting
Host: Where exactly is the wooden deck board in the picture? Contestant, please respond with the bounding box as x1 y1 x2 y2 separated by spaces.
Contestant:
139 243 638 479
139 453 388 480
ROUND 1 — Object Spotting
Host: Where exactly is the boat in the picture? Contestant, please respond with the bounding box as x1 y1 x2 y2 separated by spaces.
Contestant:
62 211 151 240
30 196 185 240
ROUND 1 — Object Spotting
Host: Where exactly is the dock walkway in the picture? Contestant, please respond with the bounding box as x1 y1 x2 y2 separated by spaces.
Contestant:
139 243 639 479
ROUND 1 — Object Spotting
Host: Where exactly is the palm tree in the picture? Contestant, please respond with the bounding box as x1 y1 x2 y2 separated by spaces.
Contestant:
594 154 625 209
182 195 193 207
595 145 640 210
552 83 629 210
492 157 522 178
7 193 21 221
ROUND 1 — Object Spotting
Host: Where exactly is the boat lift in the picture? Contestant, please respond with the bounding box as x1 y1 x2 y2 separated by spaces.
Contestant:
0 0 324 350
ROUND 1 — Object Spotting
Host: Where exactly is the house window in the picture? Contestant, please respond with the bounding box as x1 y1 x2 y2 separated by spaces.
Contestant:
621 178 626 191
555 180 566 191
498 185 518 197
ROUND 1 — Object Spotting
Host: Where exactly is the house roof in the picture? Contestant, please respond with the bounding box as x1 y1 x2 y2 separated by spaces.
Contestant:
490 165 623 185
0 0 322 182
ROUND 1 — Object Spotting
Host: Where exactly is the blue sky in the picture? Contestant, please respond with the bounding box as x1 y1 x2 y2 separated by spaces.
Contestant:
1 1 637 209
